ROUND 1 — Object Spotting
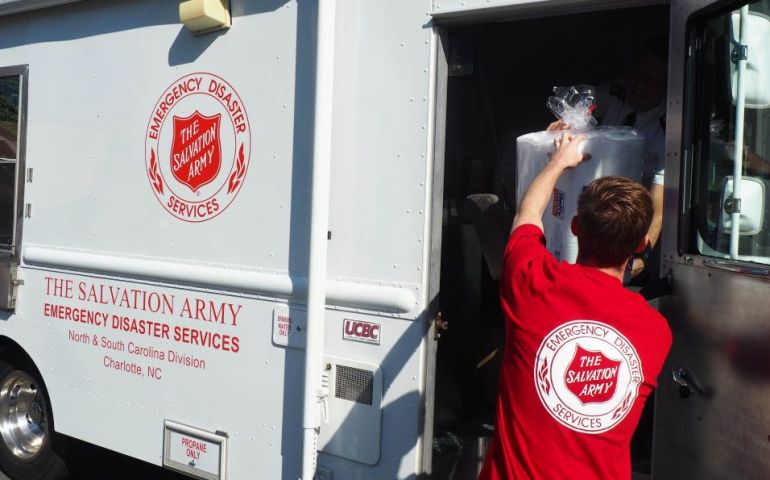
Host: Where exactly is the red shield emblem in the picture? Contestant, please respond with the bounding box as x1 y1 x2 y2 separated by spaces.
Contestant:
565 345 620 404
171 111 222 192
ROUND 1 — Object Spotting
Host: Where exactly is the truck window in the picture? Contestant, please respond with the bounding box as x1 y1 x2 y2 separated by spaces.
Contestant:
0 75 19 250
691 0 770 265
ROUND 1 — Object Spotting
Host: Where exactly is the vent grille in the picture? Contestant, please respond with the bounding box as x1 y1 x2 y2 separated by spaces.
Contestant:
335 365 374 405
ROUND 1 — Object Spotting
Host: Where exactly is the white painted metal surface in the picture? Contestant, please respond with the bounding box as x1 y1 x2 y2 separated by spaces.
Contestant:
0 0 81 16
0 0 436 478
22 246 418 315
302 0 336 477
317 355 383 466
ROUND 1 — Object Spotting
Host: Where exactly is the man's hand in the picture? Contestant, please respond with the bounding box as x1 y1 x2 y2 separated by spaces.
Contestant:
512 133 588 232
551 133 589 170
547 119 570 132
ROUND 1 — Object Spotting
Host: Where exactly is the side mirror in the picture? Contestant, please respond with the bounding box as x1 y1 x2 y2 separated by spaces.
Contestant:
720 176 765 235
730 10 770 108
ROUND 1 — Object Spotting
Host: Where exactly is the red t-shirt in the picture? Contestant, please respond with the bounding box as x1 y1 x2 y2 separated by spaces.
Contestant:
479 224 672 480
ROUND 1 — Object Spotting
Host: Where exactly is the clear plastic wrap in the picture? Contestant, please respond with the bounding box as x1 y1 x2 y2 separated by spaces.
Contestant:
546 85 598 130
516 127 645 262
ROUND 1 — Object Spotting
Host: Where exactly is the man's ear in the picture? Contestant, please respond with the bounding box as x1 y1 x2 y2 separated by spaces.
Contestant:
634 234 650 254
570 216 579 236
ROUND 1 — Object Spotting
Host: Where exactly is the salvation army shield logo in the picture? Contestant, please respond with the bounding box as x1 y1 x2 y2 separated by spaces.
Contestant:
534 320 643 434
171 112 222 192
565 345 621 404
145 72 251 222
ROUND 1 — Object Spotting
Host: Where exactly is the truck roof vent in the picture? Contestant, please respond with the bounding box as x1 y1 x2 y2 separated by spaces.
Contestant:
335 365 373 405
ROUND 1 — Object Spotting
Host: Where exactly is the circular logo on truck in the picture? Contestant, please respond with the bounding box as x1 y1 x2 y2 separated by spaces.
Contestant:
145 72 251 222
534 320 643 434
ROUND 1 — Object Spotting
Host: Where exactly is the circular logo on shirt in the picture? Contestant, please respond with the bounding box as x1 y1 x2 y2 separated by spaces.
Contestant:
145 72 251 222
534 320 643 434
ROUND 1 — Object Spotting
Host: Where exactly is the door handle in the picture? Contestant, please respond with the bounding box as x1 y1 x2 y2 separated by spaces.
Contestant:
671 366 710 398
671 366 693 397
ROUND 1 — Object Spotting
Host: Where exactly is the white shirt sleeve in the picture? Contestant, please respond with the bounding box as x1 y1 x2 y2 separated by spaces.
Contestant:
651 128 666 185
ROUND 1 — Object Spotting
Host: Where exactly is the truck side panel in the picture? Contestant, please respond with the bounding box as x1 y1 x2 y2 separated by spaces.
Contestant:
0 0 437 478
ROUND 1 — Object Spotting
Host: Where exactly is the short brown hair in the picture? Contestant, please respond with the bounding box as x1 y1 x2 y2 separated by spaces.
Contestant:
576 176 653 267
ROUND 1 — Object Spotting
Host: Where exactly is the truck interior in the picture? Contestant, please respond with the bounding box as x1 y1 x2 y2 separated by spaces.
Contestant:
433 4 670 478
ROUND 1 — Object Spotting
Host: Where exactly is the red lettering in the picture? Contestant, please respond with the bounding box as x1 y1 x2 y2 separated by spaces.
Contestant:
164 195 221 220
172 326 239 353
343 320 380 342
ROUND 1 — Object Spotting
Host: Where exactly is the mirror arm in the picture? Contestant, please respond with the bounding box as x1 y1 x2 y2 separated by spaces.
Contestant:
730 5 750 260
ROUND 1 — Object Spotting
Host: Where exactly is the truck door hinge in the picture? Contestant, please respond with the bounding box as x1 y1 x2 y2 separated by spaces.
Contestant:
433 311 448 340
6 266 22 311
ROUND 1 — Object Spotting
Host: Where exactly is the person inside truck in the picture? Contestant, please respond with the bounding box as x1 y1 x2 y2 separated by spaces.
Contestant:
548 38 668 282
478 133 672 480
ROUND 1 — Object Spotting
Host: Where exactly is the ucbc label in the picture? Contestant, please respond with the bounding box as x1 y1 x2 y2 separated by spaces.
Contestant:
343 319 381 345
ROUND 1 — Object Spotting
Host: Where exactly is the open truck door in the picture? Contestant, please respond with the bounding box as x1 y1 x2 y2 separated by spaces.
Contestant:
655 0 770 477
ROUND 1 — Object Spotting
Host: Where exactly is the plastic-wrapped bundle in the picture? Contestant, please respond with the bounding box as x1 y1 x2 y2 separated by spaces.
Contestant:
516 127 645 262
546 85 598 130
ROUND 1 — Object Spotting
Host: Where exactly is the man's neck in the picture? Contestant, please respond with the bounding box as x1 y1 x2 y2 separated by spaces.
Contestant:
576 255 627 283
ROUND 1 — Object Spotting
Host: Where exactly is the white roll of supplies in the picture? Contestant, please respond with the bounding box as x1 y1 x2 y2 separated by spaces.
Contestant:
515 127 645 262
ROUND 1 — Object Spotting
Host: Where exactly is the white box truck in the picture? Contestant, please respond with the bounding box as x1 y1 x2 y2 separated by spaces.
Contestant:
1 0 770 479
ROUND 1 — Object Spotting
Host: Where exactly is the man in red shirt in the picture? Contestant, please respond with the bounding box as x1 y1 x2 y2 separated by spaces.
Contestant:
479 133 672 479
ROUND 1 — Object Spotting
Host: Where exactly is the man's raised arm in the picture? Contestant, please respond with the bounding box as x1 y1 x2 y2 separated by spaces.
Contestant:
512 133 588 232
